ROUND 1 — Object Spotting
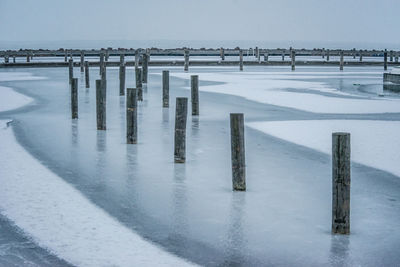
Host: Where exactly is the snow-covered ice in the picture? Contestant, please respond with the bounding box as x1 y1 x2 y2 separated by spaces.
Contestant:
0 119 196 267
247 120 400 177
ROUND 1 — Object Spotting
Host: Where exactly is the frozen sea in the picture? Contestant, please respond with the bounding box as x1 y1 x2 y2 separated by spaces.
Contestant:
0 64 400 266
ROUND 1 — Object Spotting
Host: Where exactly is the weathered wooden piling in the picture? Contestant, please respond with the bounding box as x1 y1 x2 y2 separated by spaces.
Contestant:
135 50 139 69
4 54 9 63
332 132 351 234
119 63 126 96
239 49 243 71
105 50 109 61
120 53 125 65
264 53 269 62
191 75 199 116
12 55 16 63
384 52 388 71
68 58 73 84
184 49 189 72
340 51 344 71
84 61 90 88
80 51 84 72
174 97 188 163
281 52 285 61
71 78 78 119
64 51 67 62
162 70 169 108
101 61 106 91
327 49 330 61
96 79 106 130
142 54 148 84
359 51 363 62
26 55 30 62
135 68 143 101
230 113 246 191
126 88 138 144
220 47 225 61
291 51 296 71
390 50 393 62
99 53 104 75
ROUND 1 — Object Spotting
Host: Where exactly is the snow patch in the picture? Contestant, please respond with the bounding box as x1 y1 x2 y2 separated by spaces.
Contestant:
0 86 33 112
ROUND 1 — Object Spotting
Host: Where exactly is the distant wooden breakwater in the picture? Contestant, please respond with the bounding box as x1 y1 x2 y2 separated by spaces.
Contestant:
0 47 399 69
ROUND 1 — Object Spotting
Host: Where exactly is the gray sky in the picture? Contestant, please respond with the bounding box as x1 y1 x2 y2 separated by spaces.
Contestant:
0 0 399 46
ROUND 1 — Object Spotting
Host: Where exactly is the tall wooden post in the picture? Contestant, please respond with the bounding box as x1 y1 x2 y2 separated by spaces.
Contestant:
142 53 148 84
291 50 296 71
136 68 143 101
162 70 169 108
384 52 388 71
332 132 351 234
340 51 344 71
80 51 84 72
191 75 199 115
101 59 107 91
126 88 138 144
230 113 246 191
239 49 243 71
119 63 126 96
96 79 106 130
184 49 189 72
174 97 188 163
84 61 90 88
68 58 73 84
71 78 78 119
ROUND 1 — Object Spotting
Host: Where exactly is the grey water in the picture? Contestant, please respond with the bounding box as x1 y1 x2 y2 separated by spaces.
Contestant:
1 65 400 266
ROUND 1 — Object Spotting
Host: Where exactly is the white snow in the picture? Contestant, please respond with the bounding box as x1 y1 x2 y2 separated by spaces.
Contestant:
247 120 400 177
0 120 196 267
169 71 400 114
0 72 46 112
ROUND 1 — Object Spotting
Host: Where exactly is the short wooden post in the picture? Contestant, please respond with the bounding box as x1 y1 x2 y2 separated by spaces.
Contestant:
71 78 78 119
12 55 15 63
332 132 351 234
127 88 138 144
174 97 188 163
255 47 259 59
4 55 9 63
142 54 148 84
327 49 330 61
390 51 393 62
340 51 344 71
64 51 67 62
105 50 109 61
84 61 90 88
230 113 246 191
119 63 126 96
239 49 243 71
135 68 143 101
96 79 106 130
384 52 388 71
26 54 30 62
162 70 169 108
191 75 199 115
291 50 296 71
80 51 84 72
220 47 225 61
68 58 73 84
322 48 325 59
264 52 269 62
184 49 189 72
359 51 363 62
281 52 285 61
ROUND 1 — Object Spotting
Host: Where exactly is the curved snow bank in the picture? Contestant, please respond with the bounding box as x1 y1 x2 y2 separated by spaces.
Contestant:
0 86 33 112
247 120 400 177
0 120 196 267
171 72 400 114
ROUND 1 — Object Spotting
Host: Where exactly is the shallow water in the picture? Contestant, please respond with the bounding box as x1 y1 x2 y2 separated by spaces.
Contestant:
1 65 400 266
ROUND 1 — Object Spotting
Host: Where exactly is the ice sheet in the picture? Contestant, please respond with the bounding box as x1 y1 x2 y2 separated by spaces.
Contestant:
0 120 196 267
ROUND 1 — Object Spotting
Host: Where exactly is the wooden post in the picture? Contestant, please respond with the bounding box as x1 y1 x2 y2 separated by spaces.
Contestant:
291 50 296 71
384 52 388 71
390 50 393 62
184 49 189 72
142 54 148 84
282 52 285 61
322 48 325 59
68 58 73 84
264 52 269 62
80 51 84 72
191 75 199 115
64 51 67 62
4 54 9 63
119 63 126 96
99 53 104 75
162 70 169 108
359 51 363 62
220 47 225 61
84 61 90 88
239 49 243 71
230 113 246 191
174 97 188 163
27 54 30 62
395 54 399 63
135 49 139 69
340 51 344 71
12 55 15 63
96 79 106 130
120 53 125 65
136 68 143 101
101 60 107 91
332 132 351 234
71 78 78 119
127 88 138 144
327 49 330 61
105 50 109 61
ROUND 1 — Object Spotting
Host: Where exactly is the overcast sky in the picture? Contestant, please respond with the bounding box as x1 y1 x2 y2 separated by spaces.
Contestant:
0 0 399 46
